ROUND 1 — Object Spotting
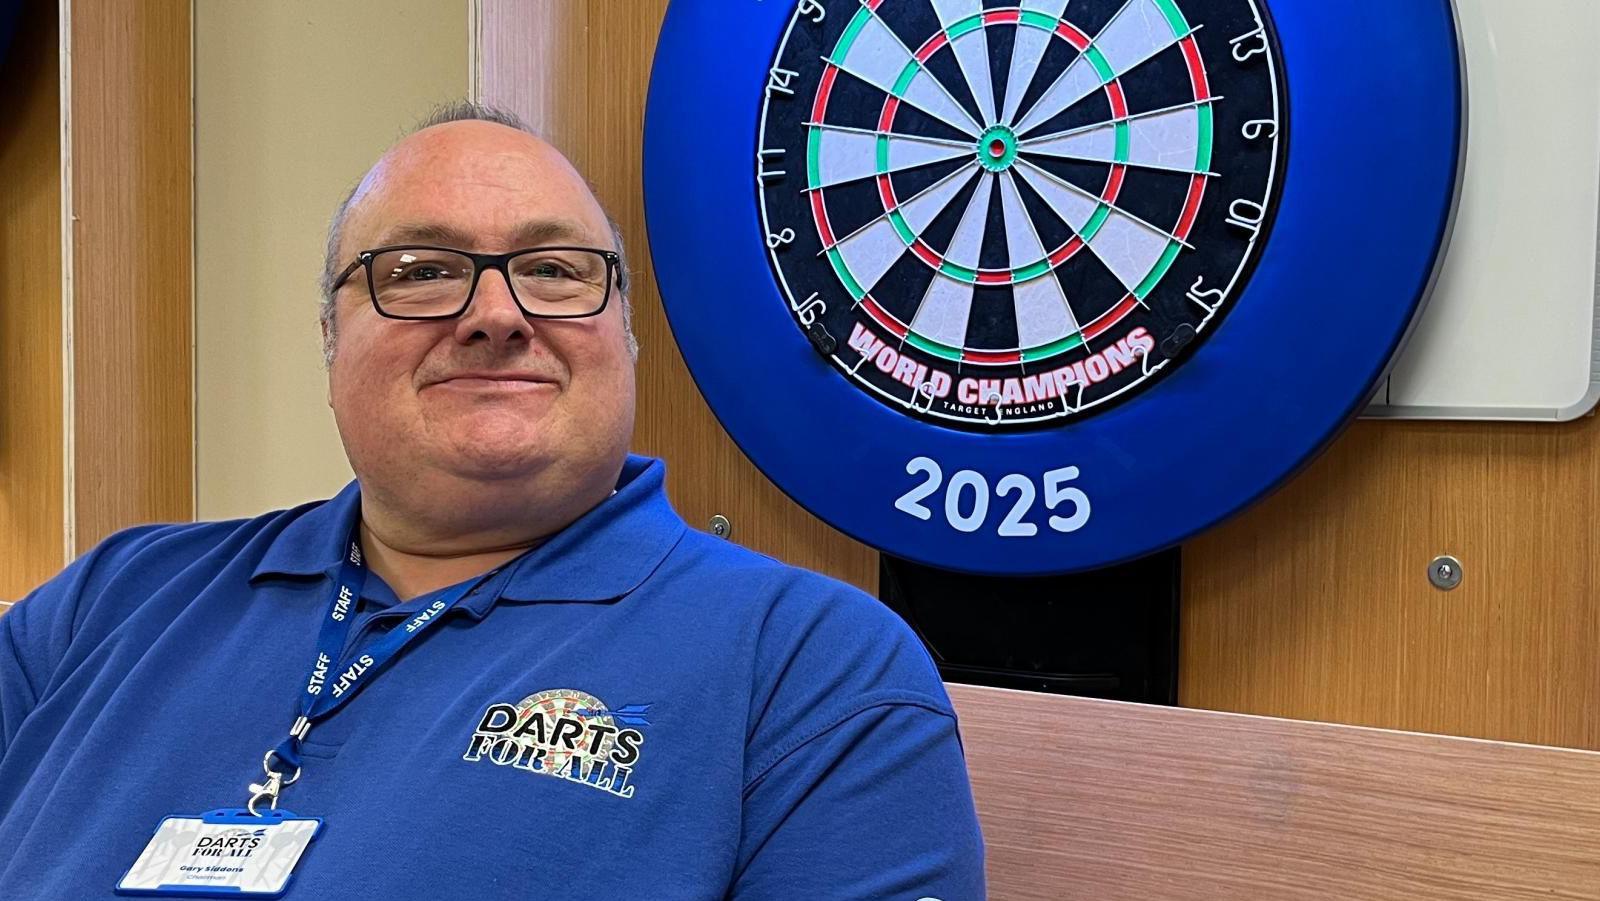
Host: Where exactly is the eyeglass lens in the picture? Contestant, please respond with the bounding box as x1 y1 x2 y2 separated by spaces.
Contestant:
368 247 610 317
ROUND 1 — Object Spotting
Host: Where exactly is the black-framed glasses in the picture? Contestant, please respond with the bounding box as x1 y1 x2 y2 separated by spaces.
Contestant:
330 245 620 320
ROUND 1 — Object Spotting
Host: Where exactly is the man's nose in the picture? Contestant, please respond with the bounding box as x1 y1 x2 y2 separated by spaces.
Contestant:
453 267 532 346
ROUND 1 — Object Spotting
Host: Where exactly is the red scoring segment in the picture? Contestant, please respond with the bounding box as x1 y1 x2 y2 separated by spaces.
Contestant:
963 348 1019 365
876 96 900 133
811 66 839 125
1176 175 1206 240
1053 20 1092 51
917 32 950 59
861 297 907 338
1083 295 1141 341
809 190 836 247
1172 34 1213 243
1179 35 1211 99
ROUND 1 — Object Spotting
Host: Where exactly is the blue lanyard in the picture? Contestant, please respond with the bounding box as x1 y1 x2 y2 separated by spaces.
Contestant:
268 524 508 773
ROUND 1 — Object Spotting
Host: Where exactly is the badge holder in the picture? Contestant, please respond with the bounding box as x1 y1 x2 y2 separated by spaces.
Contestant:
116 806 323 898
118 748 319 897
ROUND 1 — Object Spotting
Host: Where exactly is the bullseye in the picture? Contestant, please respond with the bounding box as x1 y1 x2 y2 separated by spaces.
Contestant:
975 124 1018 173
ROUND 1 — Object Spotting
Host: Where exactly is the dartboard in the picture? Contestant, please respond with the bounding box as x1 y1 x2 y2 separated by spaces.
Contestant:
645 0 1462 574
513 689 616 774
758 0 1282 428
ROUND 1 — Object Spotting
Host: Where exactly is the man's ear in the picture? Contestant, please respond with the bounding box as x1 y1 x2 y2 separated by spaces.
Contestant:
321 319 335 406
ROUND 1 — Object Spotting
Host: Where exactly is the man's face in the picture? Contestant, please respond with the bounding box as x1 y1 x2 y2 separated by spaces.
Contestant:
326 122 635 492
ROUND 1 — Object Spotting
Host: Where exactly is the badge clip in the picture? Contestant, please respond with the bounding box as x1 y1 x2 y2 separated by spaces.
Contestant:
247 749 302 817
246 772 282 816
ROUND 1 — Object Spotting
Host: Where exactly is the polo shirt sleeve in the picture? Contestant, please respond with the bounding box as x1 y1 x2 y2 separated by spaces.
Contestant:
0 527 164 758
1 563 91 758
0 604 40 759
731 574 985 900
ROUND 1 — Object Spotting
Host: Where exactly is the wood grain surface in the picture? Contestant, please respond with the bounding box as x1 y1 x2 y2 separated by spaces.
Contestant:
67 0 194 551
1183 416 1600 750
0 2 64 601
951 682 1600 901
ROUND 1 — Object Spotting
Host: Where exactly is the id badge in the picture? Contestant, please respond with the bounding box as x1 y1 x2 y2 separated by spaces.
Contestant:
116 808 323 898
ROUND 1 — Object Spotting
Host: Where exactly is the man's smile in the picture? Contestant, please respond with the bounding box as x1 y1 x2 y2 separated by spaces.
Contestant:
424 370 559 393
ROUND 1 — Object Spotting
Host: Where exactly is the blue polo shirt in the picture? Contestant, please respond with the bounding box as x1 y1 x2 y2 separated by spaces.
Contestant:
0 456 984 899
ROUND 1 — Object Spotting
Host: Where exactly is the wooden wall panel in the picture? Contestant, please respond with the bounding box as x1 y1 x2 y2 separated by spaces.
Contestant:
68 0 194 550
952 683 1600 901
482 2 1600 752
0 2 64 603
1183 416 1600 750
477 0 879 592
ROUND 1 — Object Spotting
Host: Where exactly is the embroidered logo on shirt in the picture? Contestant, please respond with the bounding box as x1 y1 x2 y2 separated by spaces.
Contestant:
463 689 650 799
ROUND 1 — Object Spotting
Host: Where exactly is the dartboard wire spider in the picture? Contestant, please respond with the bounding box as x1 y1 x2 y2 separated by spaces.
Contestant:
1011 0 1205 139
800 120 975 151
851 3 986 137
813 161 982 259
1015 159 1195 253
1016 97 1227 149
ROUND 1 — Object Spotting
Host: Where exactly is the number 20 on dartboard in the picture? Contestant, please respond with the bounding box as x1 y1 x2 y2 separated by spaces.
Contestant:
895 457 1090 537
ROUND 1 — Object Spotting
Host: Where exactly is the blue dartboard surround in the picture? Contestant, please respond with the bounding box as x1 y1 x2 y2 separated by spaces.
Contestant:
644 0 1462 575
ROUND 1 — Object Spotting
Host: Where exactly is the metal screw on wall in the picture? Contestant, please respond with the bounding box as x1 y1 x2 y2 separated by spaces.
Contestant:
1428 555 1462 591
709 514 731 539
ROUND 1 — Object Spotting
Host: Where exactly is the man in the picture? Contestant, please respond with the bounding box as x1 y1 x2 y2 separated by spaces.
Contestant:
0 103 985 898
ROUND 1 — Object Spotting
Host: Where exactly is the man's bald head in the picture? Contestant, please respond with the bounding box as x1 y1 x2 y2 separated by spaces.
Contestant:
318 102 635 363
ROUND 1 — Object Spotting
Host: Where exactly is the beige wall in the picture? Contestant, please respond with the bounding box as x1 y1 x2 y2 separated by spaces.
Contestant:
194 0 468 520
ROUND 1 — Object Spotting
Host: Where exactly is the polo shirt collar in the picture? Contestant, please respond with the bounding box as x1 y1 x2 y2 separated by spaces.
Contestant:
250 483 362 582
251 455 686 614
